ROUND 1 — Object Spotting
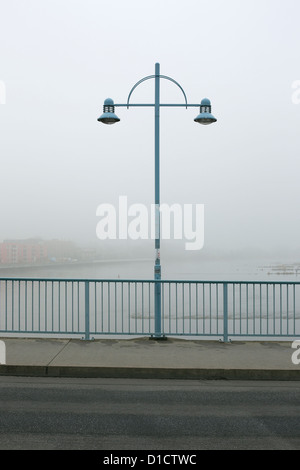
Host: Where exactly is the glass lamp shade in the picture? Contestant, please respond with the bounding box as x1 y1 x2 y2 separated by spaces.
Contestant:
194 98 217 125
98 98 120 125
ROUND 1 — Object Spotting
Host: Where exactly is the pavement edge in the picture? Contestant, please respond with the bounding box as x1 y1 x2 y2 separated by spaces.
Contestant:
0 365 300 380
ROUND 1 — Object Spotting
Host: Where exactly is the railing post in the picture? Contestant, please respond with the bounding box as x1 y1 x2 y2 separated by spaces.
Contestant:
223 282 229 342
84 281 90 341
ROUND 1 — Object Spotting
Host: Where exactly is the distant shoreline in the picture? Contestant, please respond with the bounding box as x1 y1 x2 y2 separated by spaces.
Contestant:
0 258 152 271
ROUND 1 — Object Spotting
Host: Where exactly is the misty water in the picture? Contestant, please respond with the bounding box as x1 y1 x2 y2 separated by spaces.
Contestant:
0 257 300 339
1 256 300 282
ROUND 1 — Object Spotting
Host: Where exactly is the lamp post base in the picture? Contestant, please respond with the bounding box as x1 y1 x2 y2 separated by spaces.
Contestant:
149 334 167 341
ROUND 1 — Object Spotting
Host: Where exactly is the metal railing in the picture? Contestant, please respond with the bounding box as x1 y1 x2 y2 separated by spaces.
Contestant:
0 277 299 341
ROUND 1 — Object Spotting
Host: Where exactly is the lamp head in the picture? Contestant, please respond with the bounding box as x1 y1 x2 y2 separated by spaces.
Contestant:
98 98 120 125
194 98 217 125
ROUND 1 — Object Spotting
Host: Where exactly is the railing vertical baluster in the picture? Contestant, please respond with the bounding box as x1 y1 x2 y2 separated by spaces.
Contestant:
51 281 54 333
246 284 248 335
38 281 41 333
148 282 151 334
121 282 124 334
182 283 184 335
253 284 255 335
162 282 165 335
142 282 144 334
71 281 74 334
45 281 48 332
65 281 67 333
203 283 205 335
3 281 5 330
287 284 289 336
25 280 28 332
77 282 80 335
279 284 282 335
107 282 110 333
115 282 117 334
32 281 34 332
92 281 96 335
128 282 130 334
18 281 21 332
267 284 269 335
196 283 199 335
273 284 276 335
259 284 262 335
84 281 90 340
188 283 191 334
293 284 296 336
216 283 219 335
168 283 171 335
12 280 14 332
135 282 137 334
239 283 242 335
5 280 7 331
176 283 178 334
58 281 61 332
101 282 104 334
233 284 236 336
223 282 228 342
209 283 212 334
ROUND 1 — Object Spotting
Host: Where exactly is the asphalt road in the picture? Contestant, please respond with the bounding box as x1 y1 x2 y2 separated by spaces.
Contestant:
0 377 300 451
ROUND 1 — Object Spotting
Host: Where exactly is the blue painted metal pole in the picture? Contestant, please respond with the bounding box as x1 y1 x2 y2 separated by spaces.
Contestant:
154 63 162 338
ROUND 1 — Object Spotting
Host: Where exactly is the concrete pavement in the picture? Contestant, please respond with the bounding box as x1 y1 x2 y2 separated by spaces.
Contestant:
0 336 300 380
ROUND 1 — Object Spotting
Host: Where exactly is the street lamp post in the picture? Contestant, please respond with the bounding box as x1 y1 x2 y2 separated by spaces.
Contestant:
98 63 217 339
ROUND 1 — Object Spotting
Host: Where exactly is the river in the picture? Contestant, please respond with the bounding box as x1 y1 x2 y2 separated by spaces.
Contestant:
0 256 299 282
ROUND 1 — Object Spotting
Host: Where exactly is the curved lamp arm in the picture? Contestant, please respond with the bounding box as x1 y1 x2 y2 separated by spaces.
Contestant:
126 74 188 109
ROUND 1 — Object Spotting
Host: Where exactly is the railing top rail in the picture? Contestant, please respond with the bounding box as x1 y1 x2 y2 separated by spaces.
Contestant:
0 277 300 285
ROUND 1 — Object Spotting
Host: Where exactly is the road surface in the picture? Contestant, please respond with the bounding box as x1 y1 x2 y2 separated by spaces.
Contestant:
0 376 300 450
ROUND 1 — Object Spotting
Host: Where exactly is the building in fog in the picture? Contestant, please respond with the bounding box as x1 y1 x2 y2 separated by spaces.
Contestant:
44 239 80 262
0 239 48 265
0 238 93 265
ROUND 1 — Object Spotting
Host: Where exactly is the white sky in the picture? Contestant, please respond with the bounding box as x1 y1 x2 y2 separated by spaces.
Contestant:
0 0 300 259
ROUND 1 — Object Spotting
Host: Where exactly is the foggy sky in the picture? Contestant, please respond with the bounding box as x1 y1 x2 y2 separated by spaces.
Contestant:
0 0 300 259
